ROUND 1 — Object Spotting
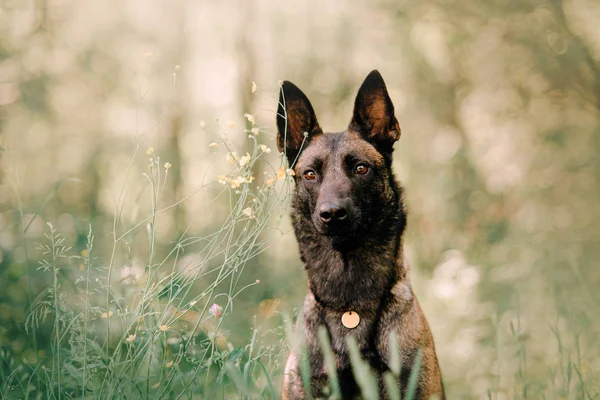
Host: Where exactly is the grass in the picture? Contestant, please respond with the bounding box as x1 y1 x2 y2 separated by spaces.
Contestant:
0 96 299 398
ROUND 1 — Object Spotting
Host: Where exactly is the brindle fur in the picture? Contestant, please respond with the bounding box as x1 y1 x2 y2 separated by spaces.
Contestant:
278 70 445 399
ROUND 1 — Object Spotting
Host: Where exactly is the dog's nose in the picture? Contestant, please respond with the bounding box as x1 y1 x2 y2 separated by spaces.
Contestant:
319 203 348 223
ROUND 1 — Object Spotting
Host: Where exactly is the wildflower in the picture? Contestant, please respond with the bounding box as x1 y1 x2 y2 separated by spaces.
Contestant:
226 151 239 164
81 249 88 257
174 64 181 71
265 176 276 187
286 168 295 176
166 361 174 368
159 324 170 332
209 142 219 149
243 207 254 219
167 337 181 345
251 127 260 135
244 113 255 124
126 334 136 342
164 162 172 170
251 81 257 93
256 279 260 283
210 303 222 318
259 144 271 153
101 311 113 319
229 176 246 188
200 120 206 128
277 166 286 180
239 153 251 167
217 175 228 185
146 147 154 155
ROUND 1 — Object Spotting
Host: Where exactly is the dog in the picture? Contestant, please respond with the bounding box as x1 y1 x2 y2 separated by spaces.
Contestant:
277 70 445 399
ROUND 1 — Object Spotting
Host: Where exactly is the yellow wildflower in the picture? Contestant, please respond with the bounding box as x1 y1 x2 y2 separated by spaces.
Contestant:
226 151 239 164
265 176 276 187
277 166 286 180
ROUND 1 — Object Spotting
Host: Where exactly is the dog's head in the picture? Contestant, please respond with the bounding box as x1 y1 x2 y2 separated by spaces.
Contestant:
276 70 402 239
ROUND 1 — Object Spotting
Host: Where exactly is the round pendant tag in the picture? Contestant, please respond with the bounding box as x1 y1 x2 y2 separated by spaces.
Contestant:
341 311 360 329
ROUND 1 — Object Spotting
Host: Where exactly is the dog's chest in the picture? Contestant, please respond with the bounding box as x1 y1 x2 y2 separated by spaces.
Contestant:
321 308 383 370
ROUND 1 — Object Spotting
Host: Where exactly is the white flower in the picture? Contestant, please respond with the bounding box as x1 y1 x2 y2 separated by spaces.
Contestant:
243 207 254 219
217 175 228 185
244 113 255 124
209 142 219 149
251 127 260 135
230 176 246 188
239 153 252 167
251 81 257 93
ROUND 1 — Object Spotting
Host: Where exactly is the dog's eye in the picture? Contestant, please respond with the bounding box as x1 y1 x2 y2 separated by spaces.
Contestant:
304 170 317 180
354 164 369 175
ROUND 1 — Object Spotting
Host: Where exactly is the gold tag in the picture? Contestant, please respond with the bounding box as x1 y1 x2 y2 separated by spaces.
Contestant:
341 311 360 329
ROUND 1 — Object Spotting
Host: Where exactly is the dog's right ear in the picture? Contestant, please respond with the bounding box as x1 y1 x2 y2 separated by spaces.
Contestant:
277 81 322 166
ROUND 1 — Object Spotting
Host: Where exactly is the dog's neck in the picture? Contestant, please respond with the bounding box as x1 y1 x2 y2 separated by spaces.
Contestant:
292 187 407 312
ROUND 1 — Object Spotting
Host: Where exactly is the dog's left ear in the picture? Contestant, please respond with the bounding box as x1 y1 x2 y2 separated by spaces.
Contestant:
277 81 322 167
349 70 401 155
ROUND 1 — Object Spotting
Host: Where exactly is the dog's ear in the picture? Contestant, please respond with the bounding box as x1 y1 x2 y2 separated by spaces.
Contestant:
277 81 322 166
349 70 401 155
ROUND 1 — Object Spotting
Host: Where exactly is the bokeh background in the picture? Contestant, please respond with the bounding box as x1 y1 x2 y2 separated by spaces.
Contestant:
1 0 600 398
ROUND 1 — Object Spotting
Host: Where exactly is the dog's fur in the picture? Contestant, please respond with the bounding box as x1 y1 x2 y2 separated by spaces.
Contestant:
277 70 445 399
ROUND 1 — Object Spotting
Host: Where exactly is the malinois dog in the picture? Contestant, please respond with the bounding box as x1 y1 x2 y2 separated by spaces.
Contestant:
277 70 445 399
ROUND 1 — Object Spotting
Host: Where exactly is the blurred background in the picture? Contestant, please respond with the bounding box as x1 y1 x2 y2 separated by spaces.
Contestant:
1 0 600 398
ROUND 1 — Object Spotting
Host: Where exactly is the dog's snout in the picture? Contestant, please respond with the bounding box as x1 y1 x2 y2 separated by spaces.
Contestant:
319 203 348 223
